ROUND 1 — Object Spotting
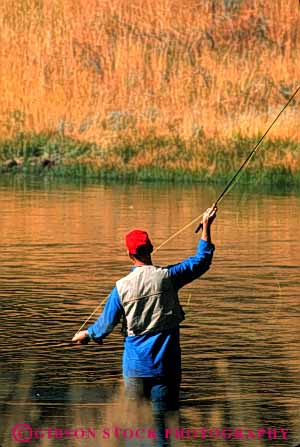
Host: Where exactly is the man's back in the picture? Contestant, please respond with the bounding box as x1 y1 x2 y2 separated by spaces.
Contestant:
117 265 184 336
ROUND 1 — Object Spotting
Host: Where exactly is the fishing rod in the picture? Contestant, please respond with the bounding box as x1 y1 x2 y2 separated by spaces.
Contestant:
75 85 300 336
195 84 300 233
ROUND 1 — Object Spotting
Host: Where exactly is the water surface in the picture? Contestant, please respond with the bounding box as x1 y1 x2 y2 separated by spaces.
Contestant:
0 178 299 447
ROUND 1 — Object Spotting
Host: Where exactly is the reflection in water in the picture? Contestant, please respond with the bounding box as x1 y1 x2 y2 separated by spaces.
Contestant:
0 178 300 447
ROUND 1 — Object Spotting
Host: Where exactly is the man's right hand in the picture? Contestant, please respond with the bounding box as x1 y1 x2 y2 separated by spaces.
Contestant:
202 205 217 227
201 205 217 243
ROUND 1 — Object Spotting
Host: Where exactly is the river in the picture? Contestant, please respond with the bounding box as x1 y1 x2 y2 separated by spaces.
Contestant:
0 178 299 447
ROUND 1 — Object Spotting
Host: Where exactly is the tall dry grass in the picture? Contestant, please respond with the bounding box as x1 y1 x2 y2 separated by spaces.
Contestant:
0 0 299 147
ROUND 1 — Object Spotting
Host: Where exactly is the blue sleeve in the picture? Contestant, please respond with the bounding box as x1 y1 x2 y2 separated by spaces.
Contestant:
87 287 123 342
167 239 215 290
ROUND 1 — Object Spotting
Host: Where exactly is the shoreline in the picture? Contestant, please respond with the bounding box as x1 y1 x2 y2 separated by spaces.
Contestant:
0 132 299 187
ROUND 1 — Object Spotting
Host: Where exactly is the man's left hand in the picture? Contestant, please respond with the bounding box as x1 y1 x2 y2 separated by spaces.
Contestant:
72 330 90 344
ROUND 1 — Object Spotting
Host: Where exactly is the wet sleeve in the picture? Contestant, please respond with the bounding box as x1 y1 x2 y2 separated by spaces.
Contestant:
167 239 215 290
87 286 123 342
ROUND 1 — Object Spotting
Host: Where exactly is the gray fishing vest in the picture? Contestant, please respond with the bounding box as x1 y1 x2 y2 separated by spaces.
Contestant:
116 265 185 336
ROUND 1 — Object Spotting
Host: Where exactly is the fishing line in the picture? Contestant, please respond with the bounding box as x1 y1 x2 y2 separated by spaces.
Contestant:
75 85 300 336
75 296 108 334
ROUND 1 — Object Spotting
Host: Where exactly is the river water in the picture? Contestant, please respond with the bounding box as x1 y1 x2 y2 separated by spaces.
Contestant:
0 178 299 447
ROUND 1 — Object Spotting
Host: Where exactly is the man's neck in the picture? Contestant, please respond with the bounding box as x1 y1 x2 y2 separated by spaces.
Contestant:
132 256 153 267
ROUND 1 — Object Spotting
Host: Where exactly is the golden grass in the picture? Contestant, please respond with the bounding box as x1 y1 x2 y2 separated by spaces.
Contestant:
0 0 300 146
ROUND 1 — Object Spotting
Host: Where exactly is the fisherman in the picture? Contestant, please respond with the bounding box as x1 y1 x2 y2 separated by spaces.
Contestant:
72 205 217 444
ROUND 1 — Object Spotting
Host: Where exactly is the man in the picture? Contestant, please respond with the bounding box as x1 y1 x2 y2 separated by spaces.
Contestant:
72 205 217 443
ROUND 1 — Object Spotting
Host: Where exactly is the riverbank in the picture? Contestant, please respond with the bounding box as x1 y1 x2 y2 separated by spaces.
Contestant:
0 132 299 186
1 0 300 148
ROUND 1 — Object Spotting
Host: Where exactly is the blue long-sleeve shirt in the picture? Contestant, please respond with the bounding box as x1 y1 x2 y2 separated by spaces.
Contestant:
88 239 215 378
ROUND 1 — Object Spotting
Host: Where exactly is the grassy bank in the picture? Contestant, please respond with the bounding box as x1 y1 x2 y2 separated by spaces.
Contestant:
1 132 299 186
0 0 300 147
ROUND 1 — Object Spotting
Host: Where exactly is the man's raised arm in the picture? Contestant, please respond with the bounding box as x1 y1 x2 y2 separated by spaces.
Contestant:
167 205 217 290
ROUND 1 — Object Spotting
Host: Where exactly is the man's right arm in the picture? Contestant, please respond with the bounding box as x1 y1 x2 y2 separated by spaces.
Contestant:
167 205 217 290
201 205 216 244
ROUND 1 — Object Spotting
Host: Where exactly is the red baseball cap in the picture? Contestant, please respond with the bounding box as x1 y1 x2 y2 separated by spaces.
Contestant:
125 229 153 255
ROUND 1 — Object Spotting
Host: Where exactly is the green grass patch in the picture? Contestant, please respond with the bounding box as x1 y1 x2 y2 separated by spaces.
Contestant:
0 131 299 187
